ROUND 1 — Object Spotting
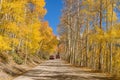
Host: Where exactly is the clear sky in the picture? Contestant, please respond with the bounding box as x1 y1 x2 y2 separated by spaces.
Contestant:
44 0 63 35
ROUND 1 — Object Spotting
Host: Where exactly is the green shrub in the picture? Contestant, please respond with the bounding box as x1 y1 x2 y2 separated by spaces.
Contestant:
12 53 23 65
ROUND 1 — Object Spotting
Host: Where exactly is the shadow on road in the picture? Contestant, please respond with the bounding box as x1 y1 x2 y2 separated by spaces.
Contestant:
23 69 112 80
14 60 114 80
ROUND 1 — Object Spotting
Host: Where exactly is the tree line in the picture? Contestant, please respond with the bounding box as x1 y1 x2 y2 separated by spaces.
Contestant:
58 0 120 76
0 0 58 64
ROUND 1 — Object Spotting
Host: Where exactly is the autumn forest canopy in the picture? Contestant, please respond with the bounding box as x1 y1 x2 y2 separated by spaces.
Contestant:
0 0 120 79
58 0 120 77
0 0 58 64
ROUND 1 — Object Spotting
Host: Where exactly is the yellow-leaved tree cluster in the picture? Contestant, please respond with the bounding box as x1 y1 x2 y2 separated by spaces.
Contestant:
58 0 120 76
0 0 58 64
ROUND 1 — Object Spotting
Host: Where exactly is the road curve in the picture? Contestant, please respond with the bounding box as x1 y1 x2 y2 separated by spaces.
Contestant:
14 59 111 80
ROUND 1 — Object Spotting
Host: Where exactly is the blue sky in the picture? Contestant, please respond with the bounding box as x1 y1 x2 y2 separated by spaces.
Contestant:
44 0 63 35
44 1 120 35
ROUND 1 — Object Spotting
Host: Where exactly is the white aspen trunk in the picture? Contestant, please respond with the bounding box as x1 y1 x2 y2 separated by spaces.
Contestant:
24 40 28 64
109 1 114 73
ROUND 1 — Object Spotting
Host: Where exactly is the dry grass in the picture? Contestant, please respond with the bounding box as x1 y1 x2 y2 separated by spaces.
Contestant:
0 55 43 80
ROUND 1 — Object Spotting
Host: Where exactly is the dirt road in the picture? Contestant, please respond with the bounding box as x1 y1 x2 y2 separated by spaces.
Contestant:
14 59 111 80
